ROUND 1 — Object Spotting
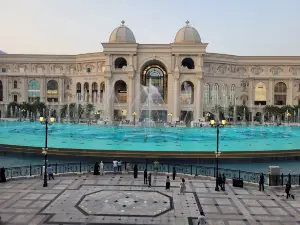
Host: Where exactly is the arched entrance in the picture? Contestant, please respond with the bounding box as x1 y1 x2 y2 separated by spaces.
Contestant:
140 60 168 122
254 82 267 105
180 81 194 123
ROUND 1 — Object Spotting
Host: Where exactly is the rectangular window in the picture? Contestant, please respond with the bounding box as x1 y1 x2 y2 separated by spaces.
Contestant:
13 95 17 102
87 68 91 73
1 68 6 73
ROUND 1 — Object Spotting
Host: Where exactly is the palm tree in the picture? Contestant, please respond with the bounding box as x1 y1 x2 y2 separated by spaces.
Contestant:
236 105 250 121
69 103 76 119
36 102 46 117
211 105 224 120
85 103 95 119
7 102 20 117
60 104 68 118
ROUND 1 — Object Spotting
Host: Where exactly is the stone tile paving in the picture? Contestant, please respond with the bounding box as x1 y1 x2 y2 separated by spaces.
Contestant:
0 173 300 224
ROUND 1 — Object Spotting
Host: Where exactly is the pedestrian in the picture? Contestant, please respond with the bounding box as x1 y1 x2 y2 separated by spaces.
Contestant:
259 173 264 191
100 161 104 176
179 178 186 195
126 162 130 173
285 182 294 199
144 169 148 184
218 174 222 189
172 167 176 180
153 160 159 179
93 162 100 175
133 164 138 178
222 173 226 191
148 173 152 187
47 165 54 180
166 175 170 191
0 167 6 182
117 160 122 172
113 160 118 174
197 211 206 225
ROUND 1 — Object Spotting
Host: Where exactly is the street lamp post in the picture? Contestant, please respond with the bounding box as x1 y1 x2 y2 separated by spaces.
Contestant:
168 113 173 123
40 116 54 187
210 119 226 191
132 112 136 127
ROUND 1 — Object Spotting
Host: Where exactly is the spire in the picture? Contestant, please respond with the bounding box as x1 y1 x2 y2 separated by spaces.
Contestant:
121 20 125 26
185 20 190 26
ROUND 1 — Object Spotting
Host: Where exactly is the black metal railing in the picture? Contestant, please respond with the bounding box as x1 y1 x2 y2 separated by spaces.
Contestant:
2 162 299 186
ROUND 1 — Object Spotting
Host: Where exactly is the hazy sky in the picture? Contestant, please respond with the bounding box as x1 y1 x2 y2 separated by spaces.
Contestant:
1 0 300 56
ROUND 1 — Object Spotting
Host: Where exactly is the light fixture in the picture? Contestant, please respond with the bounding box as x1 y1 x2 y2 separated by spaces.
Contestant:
40 117 44 122
210 120 215 125
50 117 55 123
221 120 226 125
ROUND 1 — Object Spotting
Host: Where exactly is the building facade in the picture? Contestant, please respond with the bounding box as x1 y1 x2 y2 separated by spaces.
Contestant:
1 21 300 122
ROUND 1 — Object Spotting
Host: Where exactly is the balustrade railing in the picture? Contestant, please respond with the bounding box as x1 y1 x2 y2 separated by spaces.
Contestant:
2 162 299 186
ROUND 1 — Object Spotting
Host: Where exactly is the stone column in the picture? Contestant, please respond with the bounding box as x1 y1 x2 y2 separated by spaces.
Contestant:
195 76 203 120
173 68 180 122
104 63 112 120
127 73 134 120
23 77 28 102
248 79 253 107
288 78 294 105
4 76 9 103
40 77 45 103
59 78 64 103
268 79 274 105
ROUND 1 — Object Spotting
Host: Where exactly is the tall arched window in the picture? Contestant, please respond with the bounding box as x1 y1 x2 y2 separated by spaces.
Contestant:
181 58 195 69
114 57 127 69
47 80 58 102
114 80 127 103
254 82 267 105
28 80 40 103
230 84 236 105
100 82 105 103
212 84 219 105
0 80 3 101
274 82 287 105
76 82 81 101
181 81 194 104
204 83 210 105
222 84 228 105
84 82 89 102
92 82 98 103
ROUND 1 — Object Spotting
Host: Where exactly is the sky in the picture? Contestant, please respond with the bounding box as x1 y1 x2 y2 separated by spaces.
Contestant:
1 0 300 56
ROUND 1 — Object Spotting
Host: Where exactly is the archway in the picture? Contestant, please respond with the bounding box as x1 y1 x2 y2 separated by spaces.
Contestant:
180 81 194 104
76 82 81 101
114 80 127 103
115 57 127 69
100 82 105 103
84 82 89 102
274 82 287 105
140 60 168 122
181 58 195 69
28 80 40 103
240 94 248 105
47 80 58 102
92 82 98 103
0 80 3 101
254 82 267 105
222 84 228 105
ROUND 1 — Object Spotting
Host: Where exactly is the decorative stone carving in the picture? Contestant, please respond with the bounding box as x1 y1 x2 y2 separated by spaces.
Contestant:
237 66 246 74
251 66 263 75
289 66 299 75
217 64 227 74
270 66 283 74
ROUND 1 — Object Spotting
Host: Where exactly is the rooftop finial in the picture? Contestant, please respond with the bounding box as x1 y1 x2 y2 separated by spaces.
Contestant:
185 20 190 25
121 20 125 25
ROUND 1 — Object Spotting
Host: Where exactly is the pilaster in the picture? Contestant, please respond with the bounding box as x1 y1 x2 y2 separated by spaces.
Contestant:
268 79 274 105
248 79 253 107
288 78 294 105
172 68 180 122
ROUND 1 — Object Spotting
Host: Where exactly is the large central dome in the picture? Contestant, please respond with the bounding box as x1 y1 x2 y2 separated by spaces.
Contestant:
174 21 201 44
109 21 136 43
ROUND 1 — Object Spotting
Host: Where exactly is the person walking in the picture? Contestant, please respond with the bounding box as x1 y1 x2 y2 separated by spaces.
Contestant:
179 178 186 195
172 167 176 180
222 173 226 191
47 165 54 180
285 182 294 199
133 164 138 178
93 162 100 175
148 173 152 187
166 175 170 191
259 173 264 191
126 162 130 173
144 169 148 184
197 211 206 225
99 161 104 176
113 160 118 174
117 160 122 172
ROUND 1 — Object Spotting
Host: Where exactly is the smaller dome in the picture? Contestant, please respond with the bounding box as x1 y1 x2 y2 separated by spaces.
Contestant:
174 21 201 44
109 21 136 43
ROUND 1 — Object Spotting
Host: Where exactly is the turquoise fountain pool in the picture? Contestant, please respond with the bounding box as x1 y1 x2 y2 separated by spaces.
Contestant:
0 121 300 152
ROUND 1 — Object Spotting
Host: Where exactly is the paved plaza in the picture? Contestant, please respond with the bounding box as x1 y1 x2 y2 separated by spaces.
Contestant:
1 173 300 225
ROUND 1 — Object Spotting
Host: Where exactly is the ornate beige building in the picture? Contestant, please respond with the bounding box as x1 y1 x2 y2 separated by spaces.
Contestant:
0 21 300 121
